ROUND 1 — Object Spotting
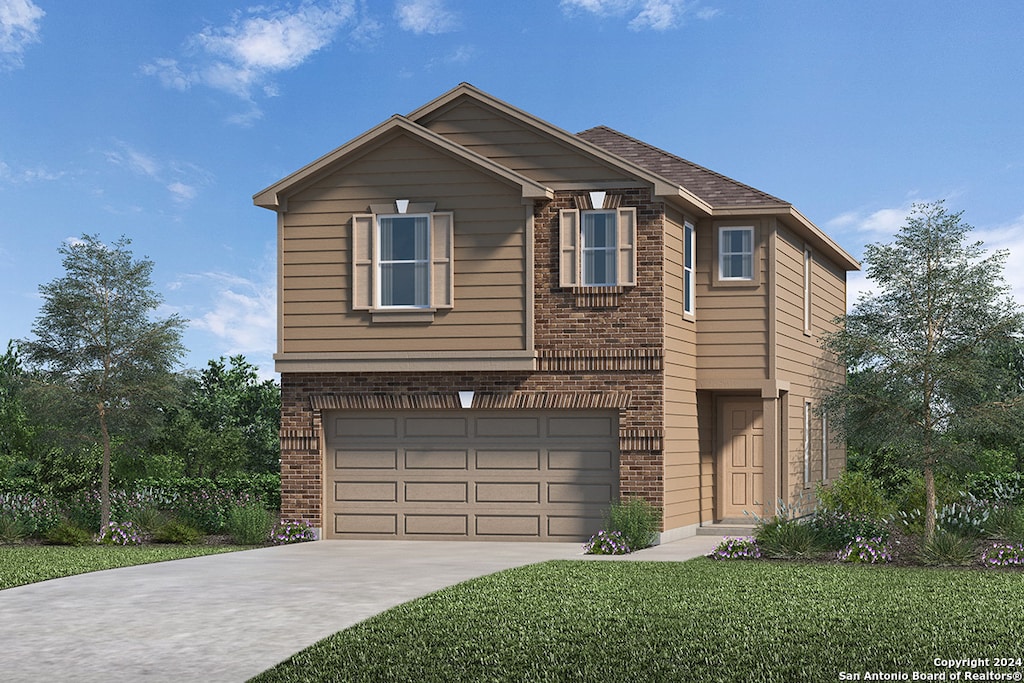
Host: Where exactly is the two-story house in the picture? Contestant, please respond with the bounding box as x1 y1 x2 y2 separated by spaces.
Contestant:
254 83 859 543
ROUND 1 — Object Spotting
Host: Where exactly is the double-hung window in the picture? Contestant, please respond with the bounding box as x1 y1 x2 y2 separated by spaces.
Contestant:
719 227 754 281
351 206 454 315
559 202 636 288
683 221 695 315
581 210 617 286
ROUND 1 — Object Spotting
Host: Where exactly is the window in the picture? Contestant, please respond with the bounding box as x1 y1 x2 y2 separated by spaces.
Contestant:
719 227 754 280
351 207 453 314
378 214 429 307
581 211 617 286
683 221 695 315
803 246 812 334
822 409 829 481
559 204 636 288
803 401 812 486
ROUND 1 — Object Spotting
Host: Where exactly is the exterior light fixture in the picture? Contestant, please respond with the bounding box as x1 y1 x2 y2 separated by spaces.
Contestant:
589 191 606 210
395 199 410 214
458 390 474 409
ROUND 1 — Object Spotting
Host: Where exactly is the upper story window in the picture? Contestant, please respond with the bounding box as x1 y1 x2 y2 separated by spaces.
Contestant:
683 221 695 315
719 227 754 280
803 246 813 334
351 203 453 318
559 196 636 289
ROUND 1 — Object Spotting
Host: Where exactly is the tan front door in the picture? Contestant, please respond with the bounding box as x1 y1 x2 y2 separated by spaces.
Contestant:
719 398 764 520
323 410 619 541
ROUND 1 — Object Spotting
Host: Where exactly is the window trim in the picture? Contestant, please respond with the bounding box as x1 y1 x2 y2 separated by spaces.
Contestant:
714 224 758 286
803 401 812 487
822 409 829 481
803 245 812 335
375 212 431 310
683 221 695 316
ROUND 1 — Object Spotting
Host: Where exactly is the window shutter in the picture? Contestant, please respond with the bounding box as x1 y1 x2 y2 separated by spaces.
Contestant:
431 211 454 309
616 207 636 286
351 214 374 310
559 208 579 288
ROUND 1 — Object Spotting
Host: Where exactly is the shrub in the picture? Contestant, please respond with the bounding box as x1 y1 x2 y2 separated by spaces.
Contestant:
96 521 143 546
708 536 761 560
756 518 820 559
816 470 893 518
583 530 631 555
0 492 62 536
272 519 317 545
45 520 93 546
153 521 203 545
984 504 1024 543
128 505 170 534
0 514 28 544
604 497 661 551
981 542 1024 568
967 471 1024 507
920 530 976 566
809 510 891 551
226 504 275 545
175 489 258 533
837 536 893 564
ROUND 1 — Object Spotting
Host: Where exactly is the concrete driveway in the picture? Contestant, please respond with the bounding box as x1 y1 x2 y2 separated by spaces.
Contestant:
0 536 722 682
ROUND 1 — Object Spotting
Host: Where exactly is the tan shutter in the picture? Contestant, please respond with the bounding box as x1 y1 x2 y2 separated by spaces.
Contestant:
617 207 636 286
351 214 374 310
431 211 454 309
559 208 579 288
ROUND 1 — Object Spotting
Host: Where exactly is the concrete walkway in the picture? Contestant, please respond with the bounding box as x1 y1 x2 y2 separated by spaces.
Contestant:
0 535 722 683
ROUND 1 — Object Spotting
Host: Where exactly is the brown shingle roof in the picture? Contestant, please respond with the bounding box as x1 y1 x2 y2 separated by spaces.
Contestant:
577 125 788 209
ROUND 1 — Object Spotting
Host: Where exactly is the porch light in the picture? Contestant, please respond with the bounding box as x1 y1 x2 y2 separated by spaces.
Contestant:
458 390 474 409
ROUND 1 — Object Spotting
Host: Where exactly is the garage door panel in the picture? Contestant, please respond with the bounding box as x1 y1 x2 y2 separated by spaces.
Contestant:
548 416 615 437
476 482 540 503
334 417 397 438
548 450 614 470
404 481 468 503
335 481 397 502
405 417 468 437
476 450 540 470
405 514 468 535
548 515 603 538
334 450 397 470
549 482 614 504
405 450 468 470
335 513 397 535
476 515 540 537
476 417 540 437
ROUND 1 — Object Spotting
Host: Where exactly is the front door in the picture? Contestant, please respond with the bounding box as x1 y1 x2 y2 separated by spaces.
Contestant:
718 399 764 520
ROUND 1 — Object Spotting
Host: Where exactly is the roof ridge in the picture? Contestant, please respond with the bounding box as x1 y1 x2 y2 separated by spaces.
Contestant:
578 125 787 206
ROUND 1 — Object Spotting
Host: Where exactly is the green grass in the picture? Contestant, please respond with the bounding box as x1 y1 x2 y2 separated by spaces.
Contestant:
253 559 1024 683
0 545 247 590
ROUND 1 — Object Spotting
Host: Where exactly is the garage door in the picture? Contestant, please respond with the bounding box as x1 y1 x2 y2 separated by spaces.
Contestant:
324 410 619 541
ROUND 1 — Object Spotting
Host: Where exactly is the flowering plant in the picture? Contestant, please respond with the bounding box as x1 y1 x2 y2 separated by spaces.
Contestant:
981 542 1024 568
837 536 892 564
271 519 317 545
583 530 632 555
708 536 762 560
96 520 143 546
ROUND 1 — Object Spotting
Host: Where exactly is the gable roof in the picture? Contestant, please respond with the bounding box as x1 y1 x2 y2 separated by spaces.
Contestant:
577 126 787 210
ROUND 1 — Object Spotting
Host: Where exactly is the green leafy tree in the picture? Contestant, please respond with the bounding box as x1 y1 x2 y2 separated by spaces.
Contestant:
822 202 1024 541
154 355 280 477
21 235 186 529
0 341 36 465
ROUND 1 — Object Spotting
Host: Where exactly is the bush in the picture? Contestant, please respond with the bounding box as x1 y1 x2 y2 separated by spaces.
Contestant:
809 510 891 551
153 521 203 545
583 530 631 555
0 492 62 536
0 514 28 544
272 519 317 545
226 504 275 545
817 470 893 518
128 505 171 534
96 521 143 546
984 504 1024 543
45 520 93 546
175 489 258 533
837 536 893 564
920 530 976 566
966 471 1024 507
981 542 1024 568
131 473 281 511
604 497 661 551
756 518 820 559
708 536 761 560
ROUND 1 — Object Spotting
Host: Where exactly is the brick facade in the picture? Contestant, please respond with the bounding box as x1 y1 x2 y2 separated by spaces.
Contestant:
278 189 668 530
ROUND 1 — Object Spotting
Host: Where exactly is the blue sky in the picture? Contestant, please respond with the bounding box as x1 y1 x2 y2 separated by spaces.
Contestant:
2 0 1023 378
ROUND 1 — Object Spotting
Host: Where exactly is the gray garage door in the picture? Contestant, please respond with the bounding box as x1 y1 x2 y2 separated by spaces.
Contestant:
324 410 619 541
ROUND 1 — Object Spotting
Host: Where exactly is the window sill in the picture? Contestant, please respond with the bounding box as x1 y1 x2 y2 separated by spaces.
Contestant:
570 285 628 308
370 308 436 324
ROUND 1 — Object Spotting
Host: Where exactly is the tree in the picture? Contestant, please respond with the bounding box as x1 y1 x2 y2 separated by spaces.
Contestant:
153 355 280 477
822 201 1024 541
0 341 37 465
21 235 186 529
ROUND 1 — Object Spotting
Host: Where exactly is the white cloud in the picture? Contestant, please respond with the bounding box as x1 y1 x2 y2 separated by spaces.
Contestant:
0 0 44 70
143 1 356 118
976 216 1024 310
560 0 718 30
189 269 276 366
395 0 459 34
103 140 211 205
0 157 64 183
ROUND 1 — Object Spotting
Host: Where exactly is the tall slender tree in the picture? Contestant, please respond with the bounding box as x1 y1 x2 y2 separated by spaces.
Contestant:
22 235 185 529
822 201 1023 541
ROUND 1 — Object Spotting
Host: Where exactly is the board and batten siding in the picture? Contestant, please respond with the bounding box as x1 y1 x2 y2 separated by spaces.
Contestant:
279 133 529 354
774 224 848 497
695 218 769 380
662 206 701 532
418 100 637 186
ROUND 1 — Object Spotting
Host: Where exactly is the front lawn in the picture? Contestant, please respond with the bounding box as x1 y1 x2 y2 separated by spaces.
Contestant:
0 544 247 590
253 558 1024 683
